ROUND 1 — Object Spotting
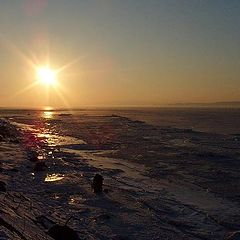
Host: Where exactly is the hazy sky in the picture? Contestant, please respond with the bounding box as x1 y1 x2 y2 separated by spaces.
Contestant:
0 0 239 108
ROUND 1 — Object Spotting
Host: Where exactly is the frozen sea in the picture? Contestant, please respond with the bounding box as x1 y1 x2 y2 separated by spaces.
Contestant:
1 107 240 134
0 107 240 239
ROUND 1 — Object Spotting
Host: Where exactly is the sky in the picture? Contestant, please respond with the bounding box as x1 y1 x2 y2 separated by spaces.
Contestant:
0 0 239 108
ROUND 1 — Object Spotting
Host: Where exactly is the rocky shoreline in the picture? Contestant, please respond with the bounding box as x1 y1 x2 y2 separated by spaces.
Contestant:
0 119 51 239
0 119 20 143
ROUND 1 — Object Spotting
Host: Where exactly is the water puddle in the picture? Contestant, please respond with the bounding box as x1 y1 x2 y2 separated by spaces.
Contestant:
68 195 86 206
44 173 65 182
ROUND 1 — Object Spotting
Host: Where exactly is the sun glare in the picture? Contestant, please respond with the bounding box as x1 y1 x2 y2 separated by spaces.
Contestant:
36 67 57 85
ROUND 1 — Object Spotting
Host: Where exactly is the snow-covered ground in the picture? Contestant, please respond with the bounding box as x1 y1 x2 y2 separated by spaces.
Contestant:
0 113 240 240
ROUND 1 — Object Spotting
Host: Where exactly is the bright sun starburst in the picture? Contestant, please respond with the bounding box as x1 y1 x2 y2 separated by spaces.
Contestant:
6 35 84 109
36 66 57 85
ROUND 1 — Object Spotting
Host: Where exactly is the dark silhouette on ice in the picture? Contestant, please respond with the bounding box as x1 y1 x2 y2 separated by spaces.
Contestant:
33 162 47 171
0 181 6 192
48 224 80 240
92 174 104 193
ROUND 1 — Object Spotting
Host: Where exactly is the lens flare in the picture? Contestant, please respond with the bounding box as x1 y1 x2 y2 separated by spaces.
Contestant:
37 66 57 85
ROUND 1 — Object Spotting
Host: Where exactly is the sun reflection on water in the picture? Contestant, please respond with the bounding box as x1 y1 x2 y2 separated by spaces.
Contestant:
43 111 53 119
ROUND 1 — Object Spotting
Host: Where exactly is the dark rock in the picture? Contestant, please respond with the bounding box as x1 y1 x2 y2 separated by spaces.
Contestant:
94 213 111 221
112 235 131 240
103 188 109 193
48 225 80 240
33 162 47 172
0 181 6 192
58 113 72 117
0 120 18 139
227 231 240 240
10 168 19 172
0 135 3 141
35 215 55 230
10 138 20 144
27 151 39 162
92 174 104 193
0 126 9 138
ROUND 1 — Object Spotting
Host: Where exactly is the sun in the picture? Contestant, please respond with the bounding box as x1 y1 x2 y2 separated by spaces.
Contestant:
36 66 57 85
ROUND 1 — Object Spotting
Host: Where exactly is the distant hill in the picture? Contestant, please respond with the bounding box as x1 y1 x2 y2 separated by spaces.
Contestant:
170 101 240 107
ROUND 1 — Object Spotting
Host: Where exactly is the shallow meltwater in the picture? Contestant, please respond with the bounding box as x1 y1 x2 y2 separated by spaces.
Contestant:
13 121 86 147
44 173 65 182
37 132 86 147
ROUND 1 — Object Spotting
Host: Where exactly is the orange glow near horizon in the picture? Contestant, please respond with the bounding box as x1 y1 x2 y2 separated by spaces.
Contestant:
44 106 53 111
